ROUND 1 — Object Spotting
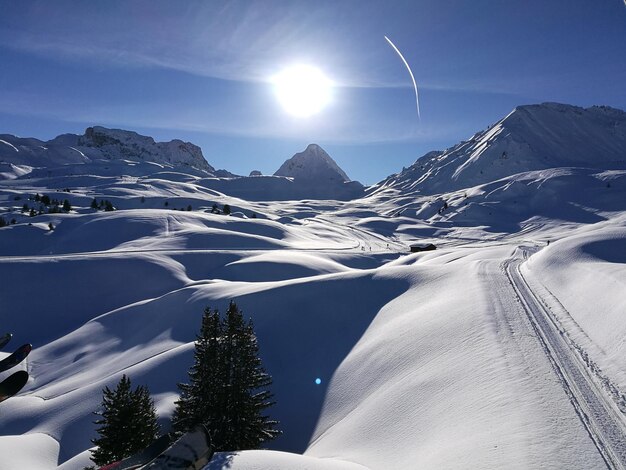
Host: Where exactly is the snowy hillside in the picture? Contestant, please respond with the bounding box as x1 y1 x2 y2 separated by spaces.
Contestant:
1 103 626 470
371 103 626 196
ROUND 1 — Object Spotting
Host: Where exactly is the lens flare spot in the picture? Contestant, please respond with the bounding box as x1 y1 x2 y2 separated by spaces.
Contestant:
315 378 322 385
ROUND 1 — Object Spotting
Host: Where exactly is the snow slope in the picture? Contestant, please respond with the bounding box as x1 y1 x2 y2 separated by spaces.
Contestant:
1 102 626 469
371 103 626 196
523 218 626 409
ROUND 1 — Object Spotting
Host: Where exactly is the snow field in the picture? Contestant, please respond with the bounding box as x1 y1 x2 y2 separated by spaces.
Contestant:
524 218 626 399
1 103 626 469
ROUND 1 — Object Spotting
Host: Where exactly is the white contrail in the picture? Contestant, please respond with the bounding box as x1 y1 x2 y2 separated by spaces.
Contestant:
384 35 420 120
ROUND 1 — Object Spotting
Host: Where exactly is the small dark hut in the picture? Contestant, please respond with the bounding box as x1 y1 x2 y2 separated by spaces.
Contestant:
410 243 437 253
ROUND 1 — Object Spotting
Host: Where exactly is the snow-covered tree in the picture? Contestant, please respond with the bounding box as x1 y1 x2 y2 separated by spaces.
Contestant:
90 375 160 467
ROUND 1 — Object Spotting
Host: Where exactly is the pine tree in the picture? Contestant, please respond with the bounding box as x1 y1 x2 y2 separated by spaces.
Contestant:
221 302 279 449
222 204 231 215
91 198 98 210
172 302 279 451
90 375 160 467
172 307 223 436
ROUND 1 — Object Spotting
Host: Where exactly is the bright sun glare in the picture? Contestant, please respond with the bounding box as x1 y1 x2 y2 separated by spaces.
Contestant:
272 65 332 118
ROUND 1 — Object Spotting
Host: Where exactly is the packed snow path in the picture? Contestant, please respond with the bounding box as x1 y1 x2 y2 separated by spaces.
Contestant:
505 247 626 470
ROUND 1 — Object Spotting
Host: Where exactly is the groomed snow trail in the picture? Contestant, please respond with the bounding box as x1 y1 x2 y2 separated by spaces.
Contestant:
505 246 626 470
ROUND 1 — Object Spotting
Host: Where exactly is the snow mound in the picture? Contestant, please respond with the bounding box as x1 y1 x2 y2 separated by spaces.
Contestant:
524 222 626 394
0 433 59 470
206 450 370 470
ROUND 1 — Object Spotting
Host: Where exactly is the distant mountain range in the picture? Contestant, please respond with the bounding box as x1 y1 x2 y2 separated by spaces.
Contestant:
0 126 214 173
1 102 625 202
0 126 364 200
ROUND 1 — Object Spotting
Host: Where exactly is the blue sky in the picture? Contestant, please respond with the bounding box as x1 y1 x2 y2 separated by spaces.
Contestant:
1 0 625 184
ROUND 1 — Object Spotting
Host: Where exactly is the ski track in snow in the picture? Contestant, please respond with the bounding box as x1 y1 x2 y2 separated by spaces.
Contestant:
505 247 626 470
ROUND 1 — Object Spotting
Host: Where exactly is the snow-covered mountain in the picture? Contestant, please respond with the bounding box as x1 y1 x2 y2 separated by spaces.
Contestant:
269 144 364 200
0 126 215 179
77 126 214 172
192 144 363 201
1 130 363 200
275 144 351 183
371 103 626 196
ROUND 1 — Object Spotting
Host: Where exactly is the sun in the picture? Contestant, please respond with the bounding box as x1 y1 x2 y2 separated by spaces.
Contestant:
272 65 332 118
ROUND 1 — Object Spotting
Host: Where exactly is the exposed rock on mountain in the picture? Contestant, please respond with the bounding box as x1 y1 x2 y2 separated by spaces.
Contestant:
275 144 351 183
270 144 364 200
0 126 215 178
78 126 214 172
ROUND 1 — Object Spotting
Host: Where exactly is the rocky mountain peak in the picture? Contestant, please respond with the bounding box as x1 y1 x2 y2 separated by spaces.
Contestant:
78 126 214 172
274 143 351 183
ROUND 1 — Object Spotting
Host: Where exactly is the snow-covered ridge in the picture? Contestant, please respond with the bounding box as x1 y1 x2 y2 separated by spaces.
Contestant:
371 102 626 196
77 126 214 172
0 126 215 175
0 129 364 200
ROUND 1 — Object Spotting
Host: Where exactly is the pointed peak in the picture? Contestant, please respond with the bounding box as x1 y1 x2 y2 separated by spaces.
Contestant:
274 144 351 182
305 143 323 152
300 143 331 159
